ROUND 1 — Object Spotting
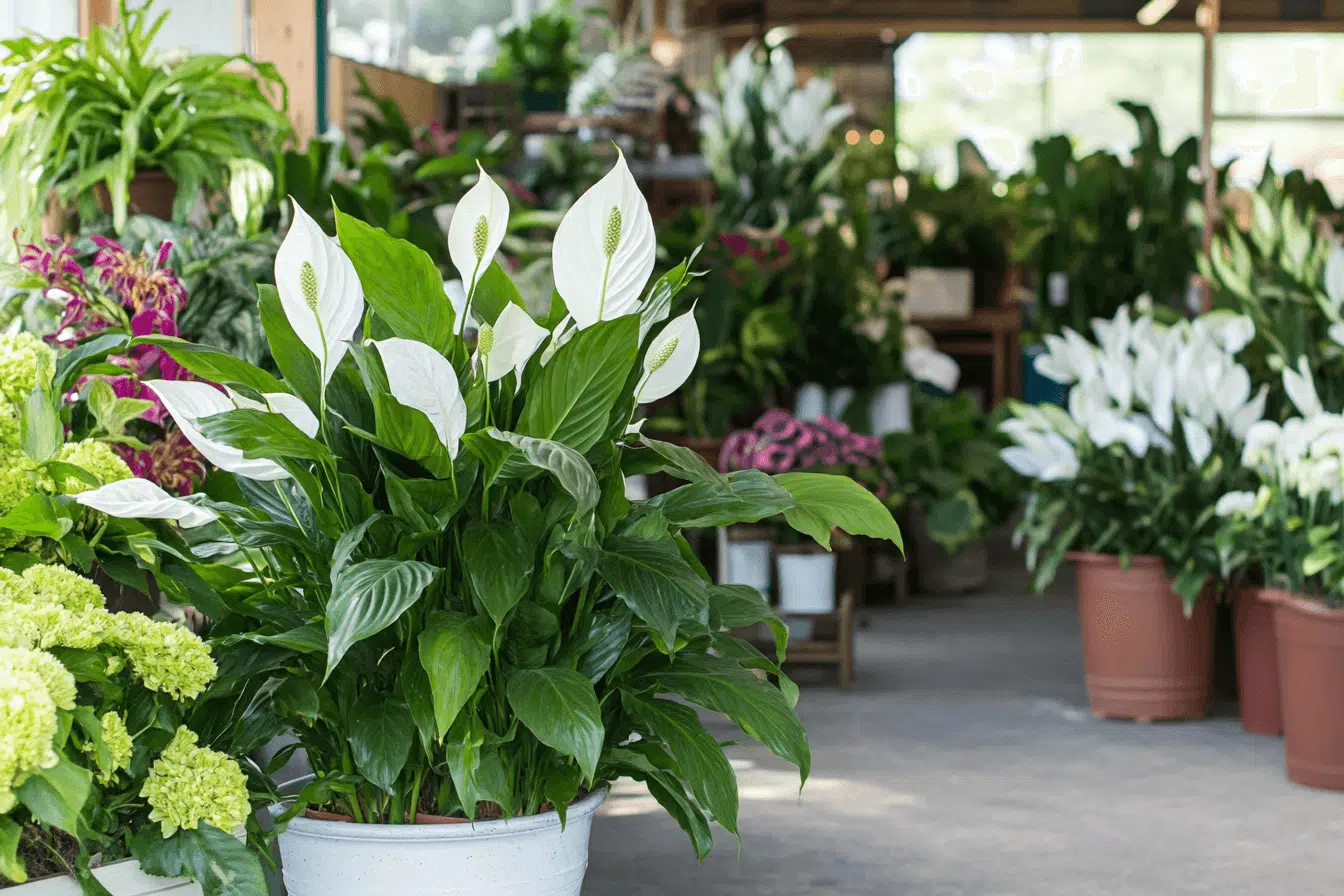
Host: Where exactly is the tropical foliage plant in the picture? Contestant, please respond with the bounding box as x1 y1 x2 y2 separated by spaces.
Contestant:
0 0 290 237
0 565 264 894
1215 364 1344 604
883 391 1021 555
489 0 585 98
73 156 902 856
1003 306 1265 607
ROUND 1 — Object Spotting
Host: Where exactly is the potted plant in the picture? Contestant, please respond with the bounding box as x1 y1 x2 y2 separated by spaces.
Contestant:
0 0 290 238
1215 364 1344 782
75 154 903 891
1002 306 1265 720
489 0 585 113
0 563 265 894
884 391 1023 594
721 410 894 620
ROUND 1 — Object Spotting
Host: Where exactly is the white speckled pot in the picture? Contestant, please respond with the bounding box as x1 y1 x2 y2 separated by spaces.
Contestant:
278 789 606 896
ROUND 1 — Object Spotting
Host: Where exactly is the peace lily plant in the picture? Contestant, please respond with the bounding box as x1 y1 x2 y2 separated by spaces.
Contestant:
1002 306 1265 608
1215 362 1344 603
73 155 902 858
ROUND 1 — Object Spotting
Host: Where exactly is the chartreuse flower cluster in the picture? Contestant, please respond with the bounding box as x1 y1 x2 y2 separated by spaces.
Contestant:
0 646 75 813
140 726 251 838
0 333 55 405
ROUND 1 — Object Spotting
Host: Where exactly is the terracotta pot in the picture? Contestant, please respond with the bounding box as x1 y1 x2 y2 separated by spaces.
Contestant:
1070 552 1214 721
1271 593 1344 791
95 169 179 221
1233 587 1285 736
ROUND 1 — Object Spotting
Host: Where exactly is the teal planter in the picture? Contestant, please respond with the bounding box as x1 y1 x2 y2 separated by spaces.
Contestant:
1023 344 1068 406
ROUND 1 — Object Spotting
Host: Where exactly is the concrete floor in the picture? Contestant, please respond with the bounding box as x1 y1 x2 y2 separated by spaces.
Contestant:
584 569 1344 896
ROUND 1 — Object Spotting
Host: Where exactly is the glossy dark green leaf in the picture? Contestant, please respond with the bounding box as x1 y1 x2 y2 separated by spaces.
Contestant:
604 746 713 860
138 336 288 395
637 436 732 492
349 694 415 792
649 470 795 529
627 695 739 837
175 824 269 896
15 754 92 836
326 559 438 675
507 667 604 782
258 284 322 409
0 817 25 883
418 611 492 737
462 520 535 625
709 583 787 662
598 536 709 649
198 408 333 465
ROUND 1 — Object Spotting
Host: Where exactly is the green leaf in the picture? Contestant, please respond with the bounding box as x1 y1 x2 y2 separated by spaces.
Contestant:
775 472 903 551
649 470 796 529
326 559 438 675
604 746 713 861
136 336 288 395
175 824 269 896
517 315 640 453
544 764 581 827
0 494 72 540
130 825 185 878
336 210 457 354
574 602 634 681
709 583 787 663
198 408 333 465
349 693 415 792
924 490 985 554
443 717 518 820
627 695 739 837
21 386 62 464
598 536 710 650
54 332 130 396
462 520 534 625
640 653 810 783
469 261 527 325
418 611 492 738
0 817 25 883
476 428 601 513
15 753 92 836
506 667 605 782
637 435 732 492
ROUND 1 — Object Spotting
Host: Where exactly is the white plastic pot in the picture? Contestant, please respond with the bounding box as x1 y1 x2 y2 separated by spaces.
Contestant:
11 860 197 895
868 383 911 437
827 386 856 421
723 538 771 595
776 551 837 615
278 789 607 896
794 383 827 421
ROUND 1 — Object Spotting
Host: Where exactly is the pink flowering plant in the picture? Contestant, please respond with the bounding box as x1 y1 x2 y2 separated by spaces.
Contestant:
721 410 897 542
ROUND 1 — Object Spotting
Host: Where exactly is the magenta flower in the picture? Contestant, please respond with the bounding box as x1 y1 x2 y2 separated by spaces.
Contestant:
815 416 852 440
756 409 799 440
753 443 797 474
115 428 207 495
17 235 85 287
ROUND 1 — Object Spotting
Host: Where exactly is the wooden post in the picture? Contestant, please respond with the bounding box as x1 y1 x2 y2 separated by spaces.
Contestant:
250 0 321 143
79 0 118 35
1199 0 1221 311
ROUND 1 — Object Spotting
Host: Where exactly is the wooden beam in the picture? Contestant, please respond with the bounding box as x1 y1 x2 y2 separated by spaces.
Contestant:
1200 0 1221 310
250 0 320 143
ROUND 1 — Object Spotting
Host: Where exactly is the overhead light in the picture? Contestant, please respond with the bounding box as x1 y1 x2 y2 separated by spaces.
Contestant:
1136 0 1179 26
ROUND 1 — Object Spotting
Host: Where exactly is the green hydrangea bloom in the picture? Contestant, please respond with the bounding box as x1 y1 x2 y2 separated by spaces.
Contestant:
0 602 109 651
55 440 132 494
0 333 55 405
21 564 106 613
0 568 25 603
0 663 60 813
0 410 19 456
104 614 216 700
98 711 133 784
141 727 250 838
0 468 39 535
0 647 76 711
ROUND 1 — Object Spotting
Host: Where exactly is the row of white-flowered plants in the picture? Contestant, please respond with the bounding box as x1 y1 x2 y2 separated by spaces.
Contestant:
999 264 1344 791
1 155 903 894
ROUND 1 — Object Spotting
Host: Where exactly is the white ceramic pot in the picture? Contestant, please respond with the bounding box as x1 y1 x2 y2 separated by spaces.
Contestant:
827 386 856 421
868 383 911 437
776 551 837 615
278 789 606 896
623 473 649 501
11 860 197 895
794 383 826 421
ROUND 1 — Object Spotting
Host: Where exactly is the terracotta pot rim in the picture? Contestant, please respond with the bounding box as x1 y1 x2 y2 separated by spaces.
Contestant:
1234 586 1295 604
1066 551 1164 567
1272 592 1344 617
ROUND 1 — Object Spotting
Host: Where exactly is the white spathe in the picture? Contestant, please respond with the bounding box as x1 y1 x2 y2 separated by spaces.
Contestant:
146 380 290 481
1087 410 1149 457
1181 416 1213 466
904 345 960 393
637 309 700 403
444 280 468 335
1215 490 1258 518
478 304 547 384
448 164 510 299
274 200 365 386
1326 244 1344 312
376 338 467 457
76 478 217 529
552 151 656 330
226 389 320 438
539 315 576 367
1284 357 1323 418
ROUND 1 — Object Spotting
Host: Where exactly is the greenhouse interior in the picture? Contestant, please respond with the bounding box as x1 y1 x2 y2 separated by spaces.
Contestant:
0 0 1342 893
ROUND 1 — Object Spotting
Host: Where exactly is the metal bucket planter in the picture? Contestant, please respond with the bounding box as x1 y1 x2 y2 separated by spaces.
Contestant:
278 789 606 895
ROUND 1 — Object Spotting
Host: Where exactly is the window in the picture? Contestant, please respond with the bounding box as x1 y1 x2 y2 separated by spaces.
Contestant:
0 0 78 40
329 0 524 83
